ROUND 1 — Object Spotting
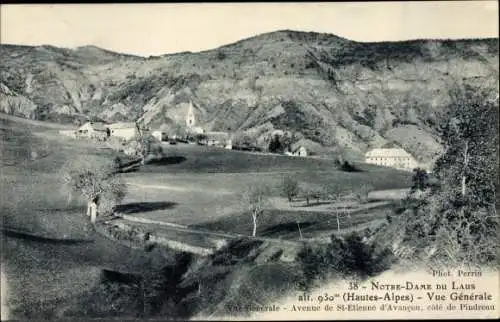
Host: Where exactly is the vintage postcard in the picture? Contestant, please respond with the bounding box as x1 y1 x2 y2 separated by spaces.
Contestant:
1 2 498 320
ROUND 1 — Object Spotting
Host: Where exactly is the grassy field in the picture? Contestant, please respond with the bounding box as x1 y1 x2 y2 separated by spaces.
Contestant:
0 114 413 319
120 143 411 232
193 203 394 240
1 112 411 236
0 115 173 319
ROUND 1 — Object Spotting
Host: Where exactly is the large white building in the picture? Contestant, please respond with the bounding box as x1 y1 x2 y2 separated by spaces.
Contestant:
365 148 418 171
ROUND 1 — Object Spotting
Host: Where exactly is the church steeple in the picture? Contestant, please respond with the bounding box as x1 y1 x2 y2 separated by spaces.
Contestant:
186 100 195 128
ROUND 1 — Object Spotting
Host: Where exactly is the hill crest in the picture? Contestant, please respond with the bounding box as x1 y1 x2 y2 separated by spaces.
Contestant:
1 30 498 164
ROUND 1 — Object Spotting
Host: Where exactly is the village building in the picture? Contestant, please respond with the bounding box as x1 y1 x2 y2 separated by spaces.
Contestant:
285 145 308 157
152 130 168 142
184 99 231 148
205 131 230 147
76 121 109 140
364 148 418 171
292 146 308 157
107 122 139 141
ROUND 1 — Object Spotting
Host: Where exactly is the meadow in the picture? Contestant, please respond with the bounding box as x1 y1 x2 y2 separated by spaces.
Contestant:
0 113 412 319
1 112 412 240
119 143 411 238
0 114 173 319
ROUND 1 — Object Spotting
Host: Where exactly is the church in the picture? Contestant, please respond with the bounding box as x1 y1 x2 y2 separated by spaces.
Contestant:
185 100 232 149
185 101 205 135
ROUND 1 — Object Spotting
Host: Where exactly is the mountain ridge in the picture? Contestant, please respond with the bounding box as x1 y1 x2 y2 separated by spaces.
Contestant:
1 30 498 165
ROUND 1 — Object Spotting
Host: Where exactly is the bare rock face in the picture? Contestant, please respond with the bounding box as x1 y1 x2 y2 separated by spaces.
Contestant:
0 31 498 164
0 83 37 119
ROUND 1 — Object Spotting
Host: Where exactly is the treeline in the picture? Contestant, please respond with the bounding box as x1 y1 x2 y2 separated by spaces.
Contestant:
379 82 499 267
281 176 373 206
293 82 499 289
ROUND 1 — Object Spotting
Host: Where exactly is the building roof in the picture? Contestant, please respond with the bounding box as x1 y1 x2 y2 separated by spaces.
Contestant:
365 148 413 158
290 139 322 154
80 121 108 131
107 122 137 130
206 131 229 141
292 145 307 153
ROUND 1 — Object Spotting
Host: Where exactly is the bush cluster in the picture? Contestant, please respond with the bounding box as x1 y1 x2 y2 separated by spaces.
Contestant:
296 232 395 290
334 158 360 172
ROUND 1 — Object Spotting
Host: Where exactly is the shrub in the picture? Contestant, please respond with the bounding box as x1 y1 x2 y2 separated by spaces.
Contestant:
297 232 395 290
216 50 227 60
410 167 430 192
268 134 283 153
232 131 257 149
392 83 499 267
335 158 360 172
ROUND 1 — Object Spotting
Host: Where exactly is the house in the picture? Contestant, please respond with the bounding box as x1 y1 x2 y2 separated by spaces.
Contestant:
76 121 109 140
206 131 230 147
291 146 308 157
107 122 139 141
365 148 418 171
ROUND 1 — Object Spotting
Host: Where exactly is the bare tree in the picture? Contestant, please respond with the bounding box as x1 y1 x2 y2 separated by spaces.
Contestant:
60 156 127 223
332 210 353 233
300 183 327 206
354 184 375 204
395 81 499 266
240 185 271 237
133 126 163 165
282 176 299 203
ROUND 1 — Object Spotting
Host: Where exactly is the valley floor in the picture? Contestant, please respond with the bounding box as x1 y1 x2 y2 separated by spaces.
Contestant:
0 113 412 319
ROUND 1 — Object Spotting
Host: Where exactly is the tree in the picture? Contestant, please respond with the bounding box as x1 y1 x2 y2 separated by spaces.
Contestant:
194 133 208 144
133 131 163 164
232 131 256 148
300 183 327 206
268 132 294 154
432 82 499 263
60 156 127 223
435 83 498 204
268 134 282 153
395 82 499 266
240 185 271 237
282 176 299 202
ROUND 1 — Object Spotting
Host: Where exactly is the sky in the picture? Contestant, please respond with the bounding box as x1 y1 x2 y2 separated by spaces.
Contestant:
1 2 498 57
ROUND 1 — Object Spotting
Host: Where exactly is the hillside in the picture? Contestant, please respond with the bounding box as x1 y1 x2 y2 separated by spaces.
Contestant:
1 30 498 164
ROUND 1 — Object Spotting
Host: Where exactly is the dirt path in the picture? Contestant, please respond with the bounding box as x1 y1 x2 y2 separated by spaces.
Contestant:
126 182 233 195
268 197 392 213
116 215 305 247
126 182 190 192
368 188 410 200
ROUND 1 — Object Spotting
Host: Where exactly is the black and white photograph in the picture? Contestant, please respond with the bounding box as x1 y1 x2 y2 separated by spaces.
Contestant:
1 2 498 320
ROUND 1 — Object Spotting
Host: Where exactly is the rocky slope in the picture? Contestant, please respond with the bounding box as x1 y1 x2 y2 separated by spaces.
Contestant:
1 30 498 164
